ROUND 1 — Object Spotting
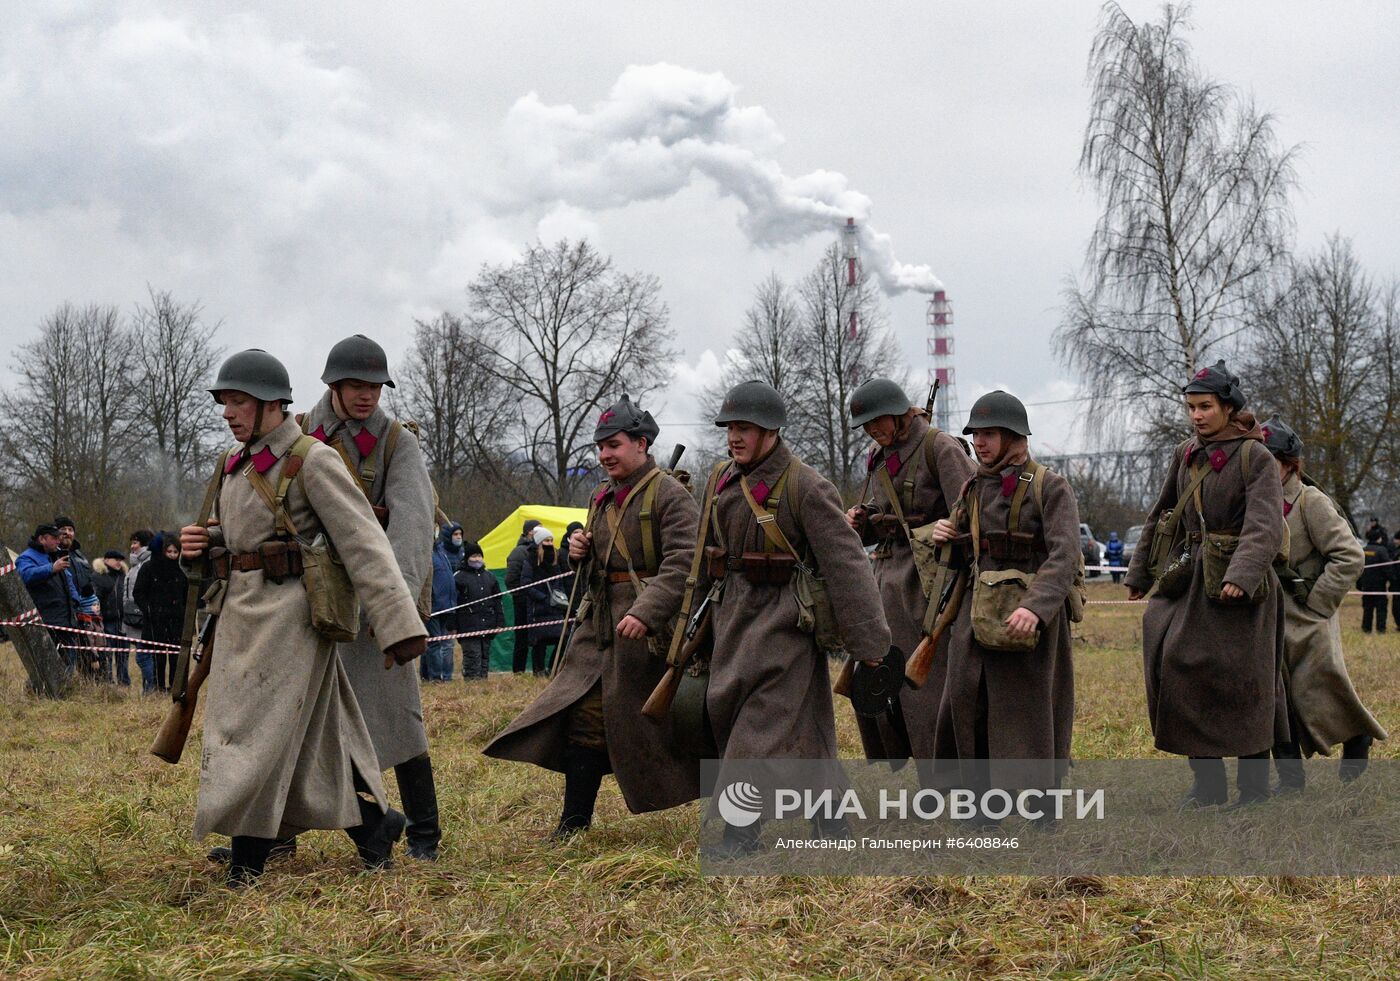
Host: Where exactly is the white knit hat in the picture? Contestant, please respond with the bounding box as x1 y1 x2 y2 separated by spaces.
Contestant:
531 525 554 546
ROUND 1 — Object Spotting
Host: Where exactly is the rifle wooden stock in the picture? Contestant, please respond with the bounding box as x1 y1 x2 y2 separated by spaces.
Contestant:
832 657 855 697
150 621 216 764
641 613 711 720
905 572 967 690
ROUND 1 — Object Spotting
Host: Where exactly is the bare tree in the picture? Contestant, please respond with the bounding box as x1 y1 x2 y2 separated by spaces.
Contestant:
699 273 811 454
132 287 225 482
1246 236 1400 527
1056 1 1297 443
468 239 677 503
0 304 138 546
796 243 907 491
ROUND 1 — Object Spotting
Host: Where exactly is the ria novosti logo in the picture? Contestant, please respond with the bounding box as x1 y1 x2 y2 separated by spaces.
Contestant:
716 781 764 827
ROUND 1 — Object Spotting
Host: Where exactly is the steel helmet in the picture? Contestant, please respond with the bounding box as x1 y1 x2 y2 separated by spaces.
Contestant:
208 349 293 404
963 390 1031 436
322 333 395 387
849 378 913 427
714 380 787 430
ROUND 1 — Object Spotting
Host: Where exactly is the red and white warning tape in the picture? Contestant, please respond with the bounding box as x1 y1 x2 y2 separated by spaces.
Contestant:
0 561 15 577
429 570 572 618
0 617 181 649
433 617 576 643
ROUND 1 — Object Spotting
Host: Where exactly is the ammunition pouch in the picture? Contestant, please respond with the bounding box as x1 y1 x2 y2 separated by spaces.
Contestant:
371 504 390 529
1149 521 1197 599
793 565 845 655
977 532 1047 562
211 540 304 582
739 551 798 586
703 545 729 580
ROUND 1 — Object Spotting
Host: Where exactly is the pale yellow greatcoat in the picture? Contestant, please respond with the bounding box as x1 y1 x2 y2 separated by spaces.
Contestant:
1280 473 1387 756
192 416 426 841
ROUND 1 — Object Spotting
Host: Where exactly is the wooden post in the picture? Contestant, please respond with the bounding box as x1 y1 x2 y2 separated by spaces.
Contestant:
0 542 70 698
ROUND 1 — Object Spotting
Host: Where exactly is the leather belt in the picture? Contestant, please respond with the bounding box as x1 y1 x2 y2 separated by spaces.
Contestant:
606 570 654 584
211 541 303 578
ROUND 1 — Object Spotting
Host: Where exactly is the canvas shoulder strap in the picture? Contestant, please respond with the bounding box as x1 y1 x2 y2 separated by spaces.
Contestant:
739 459 802 561
245 434 317 538
1008 461 1045 533
601 466 665 588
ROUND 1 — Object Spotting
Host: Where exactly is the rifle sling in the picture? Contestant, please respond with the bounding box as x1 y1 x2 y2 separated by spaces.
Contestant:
171 448 232 702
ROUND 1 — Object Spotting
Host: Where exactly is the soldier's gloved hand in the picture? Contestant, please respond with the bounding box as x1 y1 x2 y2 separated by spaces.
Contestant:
383 635 427 669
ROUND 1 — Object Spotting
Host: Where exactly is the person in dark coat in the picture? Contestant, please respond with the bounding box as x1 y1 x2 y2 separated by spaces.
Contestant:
1124 360 1286 809
17 524 80 637
520 525 563 676
506 519 542 673
423 523 463 682
486 396 701 838
843 377 975 776
453 540 502 680
1391 531 1400 627
92 551 130 685
133 531 188 691
929 391 1081 797
1358 526 1392 634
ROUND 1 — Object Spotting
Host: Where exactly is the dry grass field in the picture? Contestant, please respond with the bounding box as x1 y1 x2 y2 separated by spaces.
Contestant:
2 581 1399 979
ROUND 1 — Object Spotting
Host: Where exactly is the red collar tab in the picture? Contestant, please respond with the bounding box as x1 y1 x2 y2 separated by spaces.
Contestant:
224 452 242 474
310 424 329 443
885 454 902 478
750 479 771 506
352 427 378 459
250 446 279 474
866 448 879 473
1001 473 1018 497
1283 501 1293 517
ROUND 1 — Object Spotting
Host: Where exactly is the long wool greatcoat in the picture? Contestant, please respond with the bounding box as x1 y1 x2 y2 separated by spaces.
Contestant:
193 416 427 840
855 416 976 760
933 462 1080 761
302 392 435 769
484 459 703 812
700 440 890 760
1124 435 1288 758
1280 473 1387 756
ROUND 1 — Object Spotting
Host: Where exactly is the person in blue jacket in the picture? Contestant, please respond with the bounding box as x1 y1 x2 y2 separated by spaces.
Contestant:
423 522 463 681
1104 531 1126 584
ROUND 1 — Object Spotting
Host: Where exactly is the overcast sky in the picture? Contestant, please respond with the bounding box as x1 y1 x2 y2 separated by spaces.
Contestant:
4 1 1397 455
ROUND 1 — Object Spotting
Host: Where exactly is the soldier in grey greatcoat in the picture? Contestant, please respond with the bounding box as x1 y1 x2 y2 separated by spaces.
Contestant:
1261 417 1386 791
485 396 701 837
179 350 427 886
300 335 442 858
700 381 891 856
844 378 975 770
1124 361 1287 809
928 391 1081 796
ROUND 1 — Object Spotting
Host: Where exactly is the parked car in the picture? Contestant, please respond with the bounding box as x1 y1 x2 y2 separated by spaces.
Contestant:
1122 524 1145 567
1080 523 1102 576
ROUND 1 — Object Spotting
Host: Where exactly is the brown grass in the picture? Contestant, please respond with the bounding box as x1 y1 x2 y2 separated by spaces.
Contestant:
2 582 1398 979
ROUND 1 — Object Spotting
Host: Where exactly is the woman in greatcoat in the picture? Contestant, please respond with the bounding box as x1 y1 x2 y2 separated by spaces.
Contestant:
700 381 890 856
485 396 701 837
1123 361 1287 808
1262 417 1386 790
843 378 975 773
179 349 427 886
929 391 1080 795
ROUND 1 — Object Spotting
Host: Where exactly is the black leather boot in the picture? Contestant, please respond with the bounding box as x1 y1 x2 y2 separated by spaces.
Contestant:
394 753 441 861
345 796 407 870
1272 741 1305 796
1341 734 1373 783
1225 752 1272 810
1180 757 1228 809
550 744 609 841
702 821 763 860
208 836 297 865
227 835 276 888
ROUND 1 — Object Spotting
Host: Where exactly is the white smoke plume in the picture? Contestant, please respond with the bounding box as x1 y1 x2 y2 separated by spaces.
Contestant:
490 63 942 294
